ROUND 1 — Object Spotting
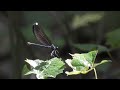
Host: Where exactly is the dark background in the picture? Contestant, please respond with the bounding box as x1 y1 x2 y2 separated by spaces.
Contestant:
0 11 120 79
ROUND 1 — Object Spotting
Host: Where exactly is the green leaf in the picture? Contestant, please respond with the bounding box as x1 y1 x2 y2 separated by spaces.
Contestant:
87 50 98 64
65 50 98 75
72 44 109 53
71 50 98 66
24 58 65 79
106 29 120 48
35 61 49 71
65 50 111 76
43 58 65 78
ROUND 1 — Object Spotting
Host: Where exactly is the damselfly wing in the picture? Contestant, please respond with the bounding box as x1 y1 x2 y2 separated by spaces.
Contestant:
32 22 52 46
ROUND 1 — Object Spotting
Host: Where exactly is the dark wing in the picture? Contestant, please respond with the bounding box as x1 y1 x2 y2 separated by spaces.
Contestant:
32 22 52 46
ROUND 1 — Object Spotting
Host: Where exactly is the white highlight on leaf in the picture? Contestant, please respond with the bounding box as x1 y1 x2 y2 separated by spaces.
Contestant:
65 59 76 71
25 59 43 68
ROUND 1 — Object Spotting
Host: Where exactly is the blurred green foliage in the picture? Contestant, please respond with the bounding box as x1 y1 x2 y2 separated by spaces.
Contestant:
23 11 54 27
72 44 109 53
96 62 112 73
71 12 104 29
106 28 120 48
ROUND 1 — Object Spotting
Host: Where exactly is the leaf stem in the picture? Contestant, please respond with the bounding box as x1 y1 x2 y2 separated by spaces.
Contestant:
93 68 98 79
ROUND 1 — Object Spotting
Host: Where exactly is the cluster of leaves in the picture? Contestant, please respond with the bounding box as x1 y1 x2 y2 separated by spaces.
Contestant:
23 58 65 79
23 50 111 79
65 50 111 77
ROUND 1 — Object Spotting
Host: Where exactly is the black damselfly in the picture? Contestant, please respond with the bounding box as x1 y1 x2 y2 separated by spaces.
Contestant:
27 22 59 57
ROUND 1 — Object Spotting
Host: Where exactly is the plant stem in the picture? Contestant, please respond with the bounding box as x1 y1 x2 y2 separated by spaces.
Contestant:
93 68 98 79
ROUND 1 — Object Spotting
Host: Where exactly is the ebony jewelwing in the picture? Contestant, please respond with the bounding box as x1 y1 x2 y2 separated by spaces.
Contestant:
27 22 59 57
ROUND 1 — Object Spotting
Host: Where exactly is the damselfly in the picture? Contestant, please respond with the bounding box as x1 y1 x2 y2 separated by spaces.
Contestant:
27 22 59 57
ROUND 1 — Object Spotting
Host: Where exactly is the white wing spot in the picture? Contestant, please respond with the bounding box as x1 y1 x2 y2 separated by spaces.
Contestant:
35 22 38 25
